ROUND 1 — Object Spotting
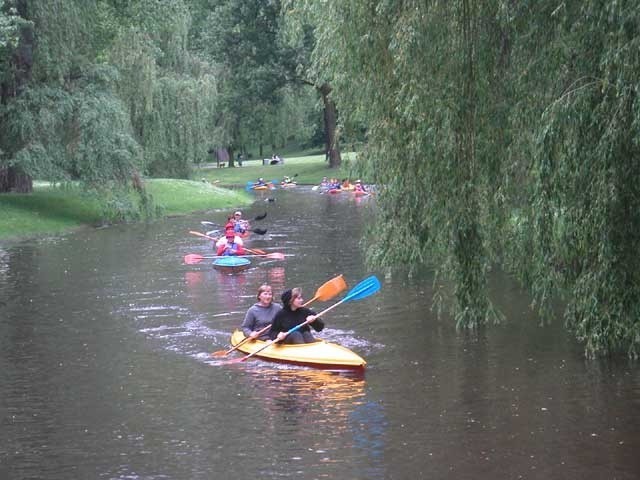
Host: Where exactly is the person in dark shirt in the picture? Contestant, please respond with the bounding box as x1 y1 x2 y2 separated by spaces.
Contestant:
269 288 324 344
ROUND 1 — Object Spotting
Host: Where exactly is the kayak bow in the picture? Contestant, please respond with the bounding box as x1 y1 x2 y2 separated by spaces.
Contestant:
213 257 251 273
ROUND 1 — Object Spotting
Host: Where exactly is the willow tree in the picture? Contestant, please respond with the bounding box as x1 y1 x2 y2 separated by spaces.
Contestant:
504 1 640 358
305 1 502 329
196 0 340 167
0 0 143 213
106 0 220 178
306 0 640 358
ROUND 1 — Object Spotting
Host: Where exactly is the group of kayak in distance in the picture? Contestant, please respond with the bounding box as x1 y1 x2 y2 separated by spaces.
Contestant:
248 175 370 194
242 171 374 199
313 177 370 196
247 175 297 190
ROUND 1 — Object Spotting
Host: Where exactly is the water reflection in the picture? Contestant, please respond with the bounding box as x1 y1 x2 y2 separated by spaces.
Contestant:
229 366 389 478
350 401 387 479
246 367 365 405
264 265 286 292
209 268 251 311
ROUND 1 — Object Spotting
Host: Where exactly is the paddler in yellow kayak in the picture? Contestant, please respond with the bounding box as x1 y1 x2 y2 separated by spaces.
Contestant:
270 288 324 344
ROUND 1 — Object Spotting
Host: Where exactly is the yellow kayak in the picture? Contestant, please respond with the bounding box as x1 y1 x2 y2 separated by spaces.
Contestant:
230 329 366 370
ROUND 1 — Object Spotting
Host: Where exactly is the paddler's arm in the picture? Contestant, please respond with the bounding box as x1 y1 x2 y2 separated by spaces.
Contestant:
306 314 324 332
240 309 256 338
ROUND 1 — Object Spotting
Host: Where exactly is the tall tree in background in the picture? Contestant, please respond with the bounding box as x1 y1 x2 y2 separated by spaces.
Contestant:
197 0 288 166
282 8 342 166
304 1 497 328
198 0 341 167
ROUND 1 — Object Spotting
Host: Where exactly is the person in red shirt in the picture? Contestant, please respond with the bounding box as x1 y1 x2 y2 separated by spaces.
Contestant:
216 229 246 256
354 179 367 193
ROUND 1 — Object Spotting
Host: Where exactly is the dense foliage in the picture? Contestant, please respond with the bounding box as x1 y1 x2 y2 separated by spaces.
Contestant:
0 0 320 207
195 0 326 164
302 0 640 358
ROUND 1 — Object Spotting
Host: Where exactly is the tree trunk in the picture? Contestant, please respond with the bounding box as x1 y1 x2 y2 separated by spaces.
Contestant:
228 146 235 167
318 83 341 168
0 166 33 193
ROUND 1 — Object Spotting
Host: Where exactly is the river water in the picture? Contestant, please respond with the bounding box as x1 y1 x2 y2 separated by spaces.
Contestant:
1 187 638 480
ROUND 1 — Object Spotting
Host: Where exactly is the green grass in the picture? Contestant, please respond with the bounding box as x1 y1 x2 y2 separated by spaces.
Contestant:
0 188 104 238
0 180 252 241
193 152 363 186
146 179 251 216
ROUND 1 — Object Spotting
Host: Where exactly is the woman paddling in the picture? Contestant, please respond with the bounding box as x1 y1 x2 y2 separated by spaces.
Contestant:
270 288 324 344
240 285 281 341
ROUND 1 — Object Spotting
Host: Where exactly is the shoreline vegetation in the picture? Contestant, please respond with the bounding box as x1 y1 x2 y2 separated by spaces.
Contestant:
0 152 358 242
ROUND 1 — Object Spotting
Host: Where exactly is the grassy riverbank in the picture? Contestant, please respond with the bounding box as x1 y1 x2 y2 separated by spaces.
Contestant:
0 180 251 241
0 152 362 241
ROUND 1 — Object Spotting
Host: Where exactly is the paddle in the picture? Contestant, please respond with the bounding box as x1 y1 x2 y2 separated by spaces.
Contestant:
302 274 346 306
189 230 218 241
210 324 272 358
244 247 268 255
281 173 298 183
189 230 268 243
188 233 272 257
202 212 266 228
228 275 381 364
198 222 267 235
210 274 347 358
184 252 285 264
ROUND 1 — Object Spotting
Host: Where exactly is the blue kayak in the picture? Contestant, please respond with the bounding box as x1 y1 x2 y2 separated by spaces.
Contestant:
212 256 251 273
